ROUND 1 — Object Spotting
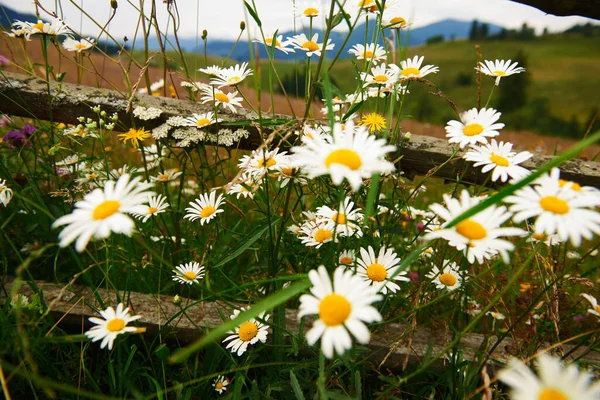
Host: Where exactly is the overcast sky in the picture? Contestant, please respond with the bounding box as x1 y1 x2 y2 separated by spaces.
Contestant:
2 0 595 40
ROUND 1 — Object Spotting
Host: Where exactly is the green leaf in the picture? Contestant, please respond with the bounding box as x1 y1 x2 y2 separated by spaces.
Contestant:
153 344 171 361
244 1 262 27
290 370 305 400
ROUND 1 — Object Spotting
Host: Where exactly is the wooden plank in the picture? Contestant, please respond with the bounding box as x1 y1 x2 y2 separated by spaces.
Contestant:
1 71 599 187
3 279 599 369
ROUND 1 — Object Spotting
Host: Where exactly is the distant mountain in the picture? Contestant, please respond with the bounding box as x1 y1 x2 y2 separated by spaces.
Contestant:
143 19 503 61
0 5 37 28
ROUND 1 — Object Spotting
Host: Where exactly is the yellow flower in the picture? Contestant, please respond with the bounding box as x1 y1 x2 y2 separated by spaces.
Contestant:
118 128 150 148
359 113 386 132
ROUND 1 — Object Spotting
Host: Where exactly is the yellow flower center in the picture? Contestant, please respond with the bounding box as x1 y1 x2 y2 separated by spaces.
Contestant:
183 271 197 281
302 41 320 52
340 256 353 265
106 318 125 332
216 382 223 390
596 305 600 314
303 7 319 16
364 50 373 58
238 321 259 341
401 67 421 77
538 388 568 400
456 219 487 240
489 152 510 167
281 166 294 176
215 92 230 103
540 196 569 214
159 174 170 180
324 149 362 170
75 43 88 50
257 157 277 168
319 293 352 326
366 263 387 282
439 273 457 287
332 213 346 224
559 179 582 191
373 74 389 83
533 233 546 240
33 22 45 31
463 123 484 136
265 38 282 47
493 70 506 76
148 207 158 214
390 17 407 27
92 200 120 220
200 206 216 218
314 229 333 243
358 0 374 6
227 76 241 84
197 118 211 127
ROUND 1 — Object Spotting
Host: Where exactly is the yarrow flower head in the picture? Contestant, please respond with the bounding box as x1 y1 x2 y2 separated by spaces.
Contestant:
172 262 205 285
184 191 225 225
445 107 504 149
476 59 526 86
53 174 154 252
85 303 143 350
291 120 396 192
222 307 270 356
463 140 533 183
356 246 409 294
299 266 382 358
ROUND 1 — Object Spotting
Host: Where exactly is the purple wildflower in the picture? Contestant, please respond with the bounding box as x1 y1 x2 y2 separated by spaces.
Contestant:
3 130 29 148
21 123 37 136
0 55 9 66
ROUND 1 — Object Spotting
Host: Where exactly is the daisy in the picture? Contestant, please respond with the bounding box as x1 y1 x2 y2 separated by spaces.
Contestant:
299 220 336 248
356 246 409 294
339 249 356 267
53 174 154 252
0 179 13 207
426 261 463 291
151 169 182 183
293 2 322 18
63 37 94 52
498 353 600 400
210 62 253 87
289 33 334 58
291 120 396 192
18 18 70 39
253 34 294 54
298 265 382 358
172 261 205 285
182 112 222 129
504 168 600 247
445 108 504 149
398 56 439 80
222 307 270 356
425 190 525 264
581 294 600 318
132 194 169 222
85 303 143 350
487 311 506 320
213 376 229 395
316 196 364 237
198 65 223 77
228 175 259 199
237 148 290 178
199 86 243 113
184 191 225 225
348 43 387 65
138 79 165 96
463 140 533 182
476 59 526 86
383 15 410 29
360 63 399 87
359 112 387 132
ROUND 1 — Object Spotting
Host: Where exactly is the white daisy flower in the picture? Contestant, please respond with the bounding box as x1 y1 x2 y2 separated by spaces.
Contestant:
210 62 253 87
291 120 396 192
382 15 411 29
62 37 94 52
198 65 223 77
18 18 70 39
463 140 533 182
85 303 142 350
426 261 463 291
132 194 169 223
498 353 600 400
253 34 295 54
298 265 382 358
289 33 334 58
299 220 336 248
199 86 243 113
356 246 409 294
398 56 439 80
172 261 205 285
445 108 504 149
425 190 525 264
476 59 526 86
293 2 323 18
296 124 328 143
316 196 364 238
138 79 165 96
228 174 259 199
222 307 270 356
53 174 154 252
182 112 222 129
212 376 229 394
360 63 399 87
504 168 600 247
348 43 387 65
0 179 13 207
184 191 225 225
339 249 356 267
237 148 290 178
487 311 506 320
151 169 182 183
581 294 600 318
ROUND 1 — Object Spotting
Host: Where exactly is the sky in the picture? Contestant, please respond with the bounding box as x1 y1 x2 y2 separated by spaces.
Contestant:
1 0 596 41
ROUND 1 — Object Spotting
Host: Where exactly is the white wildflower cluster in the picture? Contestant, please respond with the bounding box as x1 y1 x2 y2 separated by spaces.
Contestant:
204 128 250 147
133 106 163 121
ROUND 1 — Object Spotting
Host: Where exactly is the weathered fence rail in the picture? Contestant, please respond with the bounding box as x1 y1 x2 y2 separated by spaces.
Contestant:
1 71 599 187
4 278 599 370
